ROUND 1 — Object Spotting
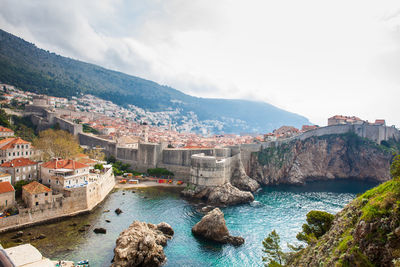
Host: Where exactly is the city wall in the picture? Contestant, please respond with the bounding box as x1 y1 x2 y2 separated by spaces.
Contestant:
297 124 400 144
0 169 115 233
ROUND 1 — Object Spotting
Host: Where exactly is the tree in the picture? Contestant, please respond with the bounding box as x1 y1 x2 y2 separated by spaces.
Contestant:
262 230 284 266
33 129 82 161
94 163 104 170
296 210 334 244
390 154 400 179
14 180 30 198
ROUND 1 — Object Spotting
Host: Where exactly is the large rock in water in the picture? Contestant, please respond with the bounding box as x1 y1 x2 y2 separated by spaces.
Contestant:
111 221 174 267
181 183 254 206
192 208 244 246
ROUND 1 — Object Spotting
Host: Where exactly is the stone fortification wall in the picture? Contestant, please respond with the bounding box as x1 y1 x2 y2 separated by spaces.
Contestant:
0 169 115 232
190 153 231 186
297 124 400 144
26 106 82 136
161 148 214 166
239 144 262 174
78 133 117 157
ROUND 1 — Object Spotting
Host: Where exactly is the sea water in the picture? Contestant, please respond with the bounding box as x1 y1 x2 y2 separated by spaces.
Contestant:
0 179 377 266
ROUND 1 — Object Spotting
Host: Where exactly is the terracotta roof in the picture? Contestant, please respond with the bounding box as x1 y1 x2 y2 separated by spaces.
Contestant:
76 158 97 165
0 137 30 150
1 158 37 168
22 181 51 194
41 159 89 170
0 126 13 132
0 181 14 193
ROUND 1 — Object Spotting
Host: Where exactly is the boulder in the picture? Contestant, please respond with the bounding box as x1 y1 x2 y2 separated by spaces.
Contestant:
181 183 254 206
156 222 174 237
115 208 123 215
192 208 244 246
11 231 23 239
111 221 174 267
93 228 107 234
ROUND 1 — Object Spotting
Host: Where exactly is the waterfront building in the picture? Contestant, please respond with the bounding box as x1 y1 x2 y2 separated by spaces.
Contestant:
22 181 52 208
0 181 15 211
41 159 89 191
0 158 38 185
0 137 34 164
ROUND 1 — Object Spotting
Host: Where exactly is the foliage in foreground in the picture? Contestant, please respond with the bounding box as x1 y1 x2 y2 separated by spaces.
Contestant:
296 210 334 245
262 230 284 267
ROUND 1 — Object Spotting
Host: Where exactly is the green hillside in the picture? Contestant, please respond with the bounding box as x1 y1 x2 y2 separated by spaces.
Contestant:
0 29 310 133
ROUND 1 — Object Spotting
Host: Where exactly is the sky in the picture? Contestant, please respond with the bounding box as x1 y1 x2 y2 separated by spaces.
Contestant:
0 0 400 126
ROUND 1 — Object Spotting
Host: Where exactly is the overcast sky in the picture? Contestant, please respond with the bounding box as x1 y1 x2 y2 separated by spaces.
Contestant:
1 0 399 126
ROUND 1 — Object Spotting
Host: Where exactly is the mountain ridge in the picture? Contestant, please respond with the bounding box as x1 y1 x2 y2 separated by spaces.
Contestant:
0 29 310 133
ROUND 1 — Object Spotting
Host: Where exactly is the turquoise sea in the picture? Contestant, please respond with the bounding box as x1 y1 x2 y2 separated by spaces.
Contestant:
0 179 377 266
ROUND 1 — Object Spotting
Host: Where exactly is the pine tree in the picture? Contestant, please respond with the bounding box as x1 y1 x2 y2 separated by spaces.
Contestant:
262 230 284 267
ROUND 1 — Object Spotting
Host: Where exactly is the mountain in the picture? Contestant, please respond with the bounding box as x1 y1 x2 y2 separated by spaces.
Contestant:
0 29 310 134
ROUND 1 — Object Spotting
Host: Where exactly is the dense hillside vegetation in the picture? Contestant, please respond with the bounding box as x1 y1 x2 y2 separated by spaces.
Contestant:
0 29 309 133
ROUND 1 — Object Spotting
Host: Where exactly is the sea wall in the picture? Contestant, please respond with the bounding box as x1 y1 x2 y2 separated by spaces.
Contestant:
0 169 115 233
190 153 230 186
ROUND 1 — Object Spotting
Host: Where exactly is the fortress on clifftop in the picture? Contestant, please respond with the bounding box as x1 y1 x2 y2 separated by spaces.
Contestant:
25 105 400 187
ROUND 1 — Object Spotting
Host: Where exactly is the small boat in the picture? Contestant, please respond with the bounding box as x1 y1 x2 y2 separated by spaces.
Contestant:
76 260 89 266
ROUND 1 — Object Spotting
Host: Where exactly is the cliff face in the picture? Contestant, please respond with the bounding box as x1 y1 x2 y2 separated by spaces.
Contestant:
288 178 400 267
250 133 393 185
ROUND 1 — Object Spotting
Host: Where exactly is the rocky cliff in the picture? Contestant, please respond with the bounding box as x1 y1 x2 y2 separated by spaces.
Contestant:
250 133 395 185
288 177 400 266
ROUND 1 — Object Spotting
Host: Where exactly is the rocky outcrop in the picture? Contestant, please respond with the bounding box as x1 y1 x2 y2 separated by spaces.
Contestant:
181 183 254 206
288 178 400 266
250 133 393 185
192 208 244 246
111 221 174 267
230 159 260 192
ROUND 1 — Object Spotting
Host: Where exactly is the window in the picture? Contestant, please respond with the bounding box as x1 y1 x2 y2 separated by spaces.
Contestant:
5 200 7 206
16 169 19 173
48 179 50 183
56 180 59 185
26 145 28 149
12 152 15 156
17 152 19 156
16 145 19 149
26 152 28 155
35 194 38 198
35 202 39 206
8 153 10 156
30 151 32 155
45 193 48 196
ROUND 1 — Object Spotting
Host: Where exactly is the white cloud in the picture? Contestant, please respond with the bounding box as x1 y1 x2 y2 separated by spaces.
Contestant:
0 0 400 127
